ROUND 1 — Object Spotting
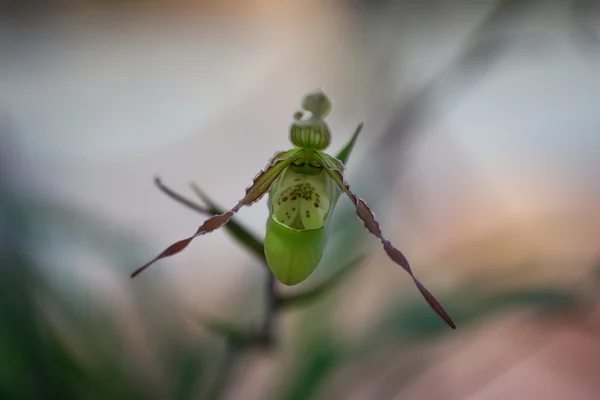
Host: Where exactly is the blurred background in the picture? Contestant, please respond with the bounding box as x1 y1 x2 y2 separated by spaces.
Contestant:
1 0 600 399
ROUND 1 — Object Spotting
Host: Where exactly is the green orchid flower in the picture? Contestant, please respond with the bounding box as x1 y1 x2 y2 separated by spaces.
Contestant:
131 90 455 329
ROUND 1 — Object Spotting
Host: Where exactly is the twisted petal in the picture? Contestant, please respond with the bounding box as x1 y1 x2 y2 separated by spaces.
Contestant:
315 152 456 329
131 149 300 278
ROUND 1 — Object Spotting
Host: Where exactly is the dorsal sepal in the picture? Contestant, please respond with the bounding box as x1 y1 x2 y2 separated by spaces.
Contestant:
289 90 332 150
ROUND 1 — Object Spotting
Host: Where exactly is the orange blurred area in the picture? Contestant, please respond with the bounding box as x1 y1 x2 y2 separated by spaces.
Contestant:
1 1 599 399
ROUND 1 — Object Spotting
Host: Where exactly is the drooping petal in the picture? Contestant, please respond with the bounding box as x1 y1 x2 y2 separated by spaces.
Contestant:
131 149 300 278
315 152 456 329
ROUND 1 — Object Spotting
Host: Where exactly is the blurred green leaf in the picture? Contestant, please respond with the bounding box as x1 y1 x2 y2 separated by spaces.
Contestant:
171 350 204 400
0 167 205 398
278 255 365 308
370 283 582 345
279 335 340 400
197 317 252 345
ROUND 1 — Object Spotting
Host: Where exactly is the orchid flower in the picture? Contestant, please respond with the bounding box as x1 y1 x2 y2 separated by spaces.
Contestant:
131 90 455 329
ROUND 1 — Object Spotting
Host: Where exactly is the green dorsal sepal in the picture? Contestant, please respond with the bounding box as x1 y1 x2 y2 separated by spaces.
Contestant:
289 90 332 151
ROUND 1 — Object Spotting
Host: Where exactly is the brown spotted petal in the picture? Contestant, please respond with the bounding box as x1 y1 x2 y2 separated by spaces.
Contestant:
315 152 456 329
131 149 300 278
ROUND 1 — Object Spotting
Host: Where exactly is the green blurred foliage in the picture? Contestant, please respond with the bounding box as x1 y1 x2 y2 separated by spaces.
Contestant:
1 137 597 400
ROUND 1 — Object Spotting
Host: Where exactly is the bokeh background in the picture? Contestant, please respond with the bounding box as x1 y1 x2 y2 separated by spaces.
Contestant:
2 0 600 399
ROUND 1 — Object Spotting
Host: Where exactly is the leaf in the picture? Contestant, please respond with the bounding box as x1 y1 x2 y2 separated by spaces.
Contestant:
188 181 266 260
334 123 363 165
131 149 300 278
155 178 266 260
278 335 340 400
278 255 365 308
315 152 456 329
196 317 251 345
375 285 581 344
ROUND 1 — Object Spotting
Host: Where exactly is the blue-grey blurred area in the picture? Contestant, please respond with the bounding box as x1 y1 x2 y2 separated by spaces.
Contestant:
1 0 600 399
